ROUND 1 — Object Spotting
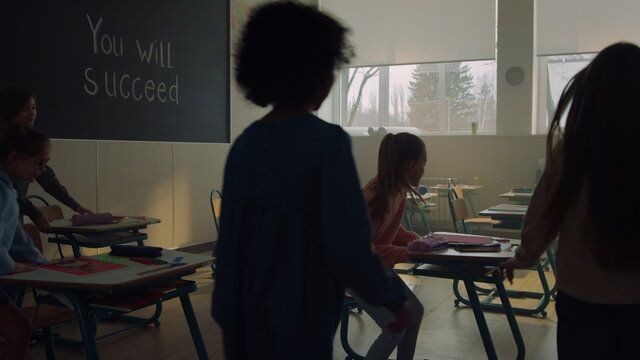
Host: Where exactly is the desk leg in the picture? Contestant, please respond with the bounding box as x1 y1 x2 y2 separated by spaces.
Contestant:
179 293 209 360
461 275 498 360
63 291 100 360
492 271 525 360
67 234 83 258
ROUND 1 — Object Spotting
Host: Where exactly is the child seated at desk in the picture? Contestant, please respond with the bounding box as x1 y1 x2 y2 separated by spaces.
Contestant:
0 124 49 301
348 132 426 360
0 86 93 233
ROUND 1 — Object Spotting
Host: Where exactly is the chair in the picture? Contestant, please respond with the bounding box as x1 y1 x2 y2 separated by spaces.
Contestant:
210 189 222 277
402 194 432 236
21 224 78 360
209 189 222 237
37 205 64 222
448 187 500 233
36 205 66 259
26 194 50 207
23 224 45 253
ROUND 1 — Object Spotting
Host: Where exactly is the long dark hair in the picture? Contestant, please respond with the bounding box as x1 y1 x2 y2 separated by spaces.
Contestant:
546 42 640 272
369 133 426 221
0 87 34 123
0 123 49 159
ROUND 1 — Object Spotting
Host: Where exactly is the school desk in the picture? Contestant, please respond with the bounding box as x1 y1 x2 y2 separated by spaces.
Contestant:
0 250 213 360
479 205 558 317
404 192 438 233
409 242 525 360
48 216 161 258
499 191 533 205
405 192 438 211
479 204 528 230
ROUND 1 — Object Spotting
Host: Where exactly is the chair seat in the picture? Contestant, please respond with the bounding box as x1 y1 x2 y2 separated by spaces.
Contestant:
21 304 77 329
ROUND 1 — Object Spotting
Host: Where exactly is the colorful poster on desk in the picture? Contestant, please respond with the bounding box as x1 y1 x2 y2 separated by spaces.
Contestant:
40 258 127 276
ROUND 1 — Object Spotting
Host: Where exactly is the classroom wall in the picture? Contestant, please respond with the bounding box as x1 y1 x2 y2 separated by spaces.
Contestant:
28 0 543 259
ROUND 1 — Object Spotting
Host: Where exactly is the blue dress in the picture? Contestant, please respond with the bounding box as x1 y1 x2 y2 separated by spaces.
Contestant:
211 113 405 359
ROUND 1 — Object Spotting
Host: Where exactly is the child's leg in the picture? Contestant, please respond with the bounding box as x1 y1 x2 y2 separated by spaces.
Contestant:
396 288 423 360
347 288 404 360
348 275 424 360
0 293 32 360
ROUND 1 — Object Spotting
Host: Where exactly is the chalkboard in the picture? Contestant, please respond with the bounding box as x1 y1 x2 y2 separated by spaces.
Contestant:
0 0 229 143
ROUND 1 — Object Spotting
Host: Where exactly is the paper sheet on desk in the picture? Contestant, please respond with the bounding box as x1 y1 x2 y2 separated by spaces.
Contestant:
40 258 127 276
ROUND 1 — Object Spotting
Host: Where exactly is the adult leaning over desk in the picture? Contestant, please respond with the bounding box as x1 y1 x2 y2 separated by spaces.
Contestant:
0 87 93 233
501 42 640 360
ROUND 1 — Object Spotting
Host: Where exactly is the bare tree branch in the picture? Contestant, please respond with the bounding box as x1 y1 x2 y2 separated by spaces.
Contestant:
347 67 379 127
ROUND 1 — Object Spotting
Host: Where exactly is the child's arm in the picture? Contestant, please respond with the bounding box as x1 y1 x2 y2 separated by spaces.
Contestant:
8 226 47 266
502 163 559 279
0 239 16 275
36 166 82 212
511 168 559 268
393 225 420 247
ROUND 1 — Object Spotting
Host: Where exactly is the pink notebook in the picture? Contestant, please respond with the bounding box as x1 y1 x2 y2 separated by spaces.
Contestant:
432 232 493 245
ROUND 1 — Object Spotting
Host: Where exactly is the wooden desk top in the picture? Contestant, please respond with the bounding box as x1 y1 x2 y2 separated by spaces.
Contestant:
48 216 161 233
410 239 519 264
479 204 527 218
0 250 213 291
429 185 483 192
500 191 533 199
407 192 438 200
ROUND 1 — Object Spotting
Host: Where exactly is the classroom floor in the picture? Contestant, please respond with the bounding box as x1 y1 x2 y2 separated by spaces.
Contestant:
24 265 557 360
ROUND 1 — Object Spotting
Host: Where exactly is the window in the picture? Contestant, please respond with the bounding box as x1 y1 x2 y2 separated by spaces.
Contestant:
321 60 496 135
535 54 595 133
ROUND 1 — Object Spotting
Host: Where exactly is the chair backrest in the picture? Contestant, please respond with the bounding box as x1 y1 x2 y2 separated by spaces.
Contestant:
210 189 222 234
26 194 50 207
22 224 43 253
447 187 470 233
403 195 432 236
451 198 470 221
448 185 464 201
38 205 64 220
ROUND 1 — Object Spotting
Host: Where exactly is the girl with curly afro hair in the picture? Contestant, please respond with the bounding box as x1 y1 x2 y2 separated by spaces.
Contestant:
212 2 410 359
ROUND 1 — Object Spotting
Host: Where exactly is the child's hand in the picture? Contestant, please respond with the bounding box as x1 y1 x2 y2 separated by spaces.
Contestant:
387 302 411 333
75 205 93 215
35 214 51 233
11 263 35 274
499 257 525 284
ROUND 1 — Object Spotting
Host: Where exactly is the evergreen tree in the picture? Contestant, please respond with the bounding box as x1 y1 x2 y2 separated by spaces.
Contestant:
407 64 439 130
445 62 476 130
407 62 476 131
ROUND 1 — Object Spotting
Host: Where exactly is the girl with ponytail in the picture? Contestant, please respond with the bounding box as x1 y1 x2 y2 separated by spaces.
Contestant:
348 132 426 360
